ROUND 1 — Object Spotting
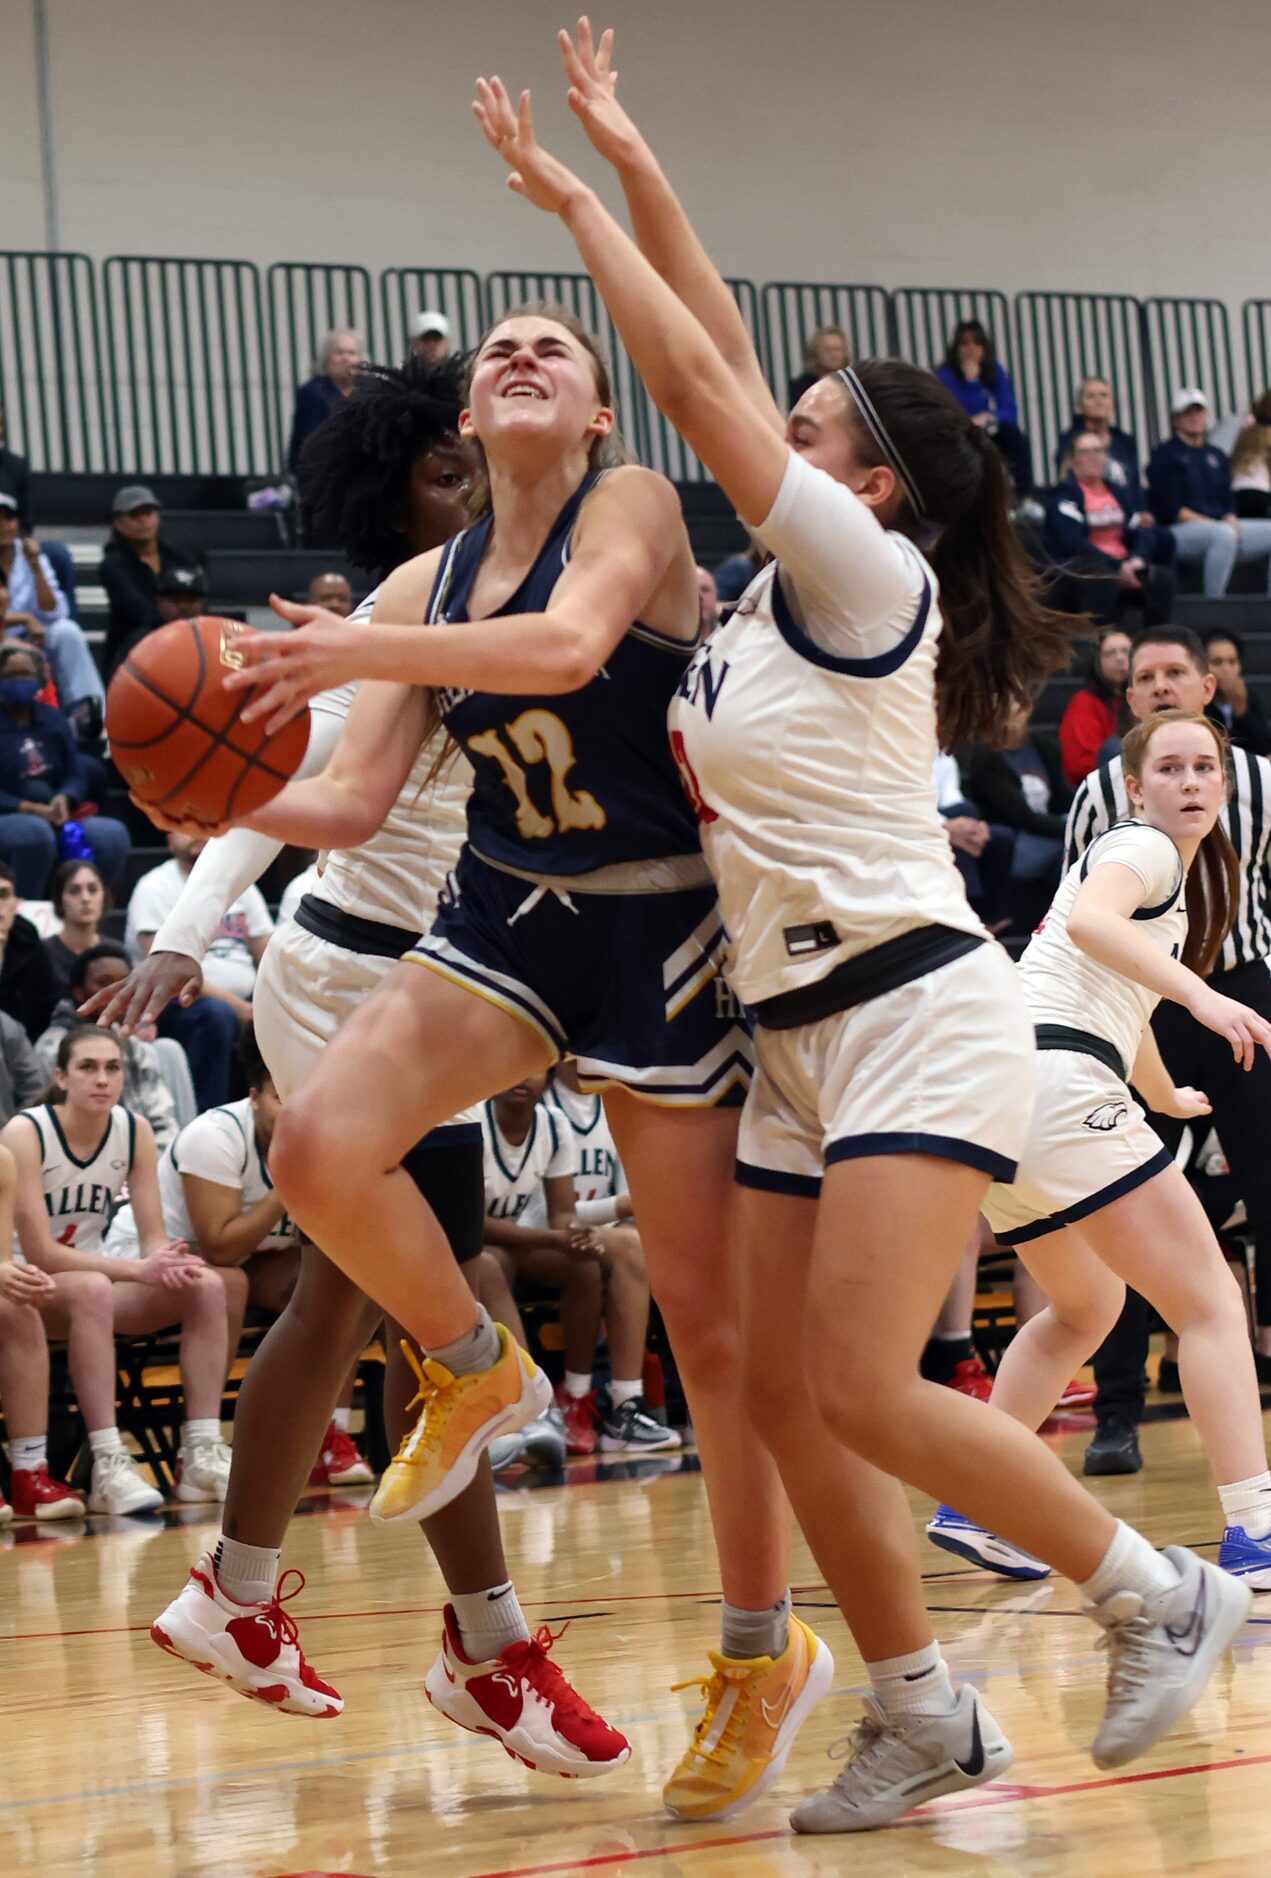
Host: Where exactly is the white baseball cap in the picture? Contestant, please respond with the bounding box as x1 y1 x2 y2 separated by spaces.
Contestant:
409 310 451 340
1170 386 1209 415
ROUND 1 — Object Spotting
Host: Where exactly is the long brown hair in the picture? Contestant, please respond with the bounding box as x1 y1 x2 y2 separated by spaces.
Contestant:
460 303 631 520
42 1025 123 1107
1121 710 1239 977
842 359 1080 747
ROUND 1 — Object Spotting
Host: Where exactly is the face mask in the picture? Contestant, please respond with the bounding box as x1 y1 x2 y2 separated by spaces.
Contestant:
0 677 40 707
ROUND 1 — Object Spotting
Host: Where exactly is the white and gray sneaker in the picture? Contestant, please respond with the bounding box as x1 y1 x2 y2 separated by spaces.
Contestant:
1088 1544 1252 1769
174 1437 232 1504
598 1391 682 1452
791 1685 1013 1833
520 1402 567 1471
487 1430 526 1470
88 1448 164 1516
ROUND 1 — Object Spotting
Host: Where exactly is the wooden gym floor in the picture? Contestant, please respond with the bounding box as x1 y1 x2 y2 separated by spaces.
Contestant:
3 1408 1270 1878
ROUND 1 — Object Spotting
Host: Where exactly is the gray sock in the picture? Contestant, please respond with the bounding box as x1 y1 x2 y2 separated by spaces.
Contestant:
426 1305 501 1379
721 1588 792 1661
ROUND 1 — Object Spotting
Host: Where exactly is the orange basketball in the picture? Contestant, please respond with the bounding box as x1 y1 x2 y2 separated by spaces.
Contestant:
106 615 309 825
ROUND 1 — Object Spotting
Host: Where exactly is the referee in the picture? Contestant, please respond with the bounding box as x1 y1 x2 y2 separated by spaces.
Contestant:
1065 624 1271 1473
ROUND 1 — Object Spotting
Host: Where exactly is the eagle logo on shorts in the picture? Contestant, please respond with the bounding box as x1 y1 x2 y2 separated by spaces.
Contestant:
1082 1102 1128 1132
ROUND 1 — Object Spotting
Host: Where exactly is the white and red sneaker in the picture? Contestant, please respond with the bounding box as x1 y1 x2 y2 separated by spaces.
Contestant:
424 1603 630 1777
150 1551 342 1718
945 1356 993 1402
309 1421 375 1486
1056 1377 1097 1410
554 1384 598 1455
10 1465 84 1520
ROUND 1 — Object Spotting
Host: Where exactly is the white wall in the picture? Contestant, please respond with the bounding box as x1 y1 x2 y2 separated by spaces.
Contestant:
3 0 1255 305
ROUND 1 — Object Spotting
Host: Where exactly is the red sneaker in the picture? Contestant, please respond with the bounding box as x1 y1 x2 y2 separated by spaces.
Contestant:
309 1421 375 1486
945 1356 993 1402
425 1603 630 1777
151 1553 342 1717
1056 1378 1097 1410
554 1384 597 1455
9 1465 84 1520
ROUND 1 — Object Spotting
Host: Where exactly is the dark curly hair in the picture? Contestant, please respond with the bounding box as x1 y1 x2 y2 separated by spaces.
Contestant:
296 354 465 578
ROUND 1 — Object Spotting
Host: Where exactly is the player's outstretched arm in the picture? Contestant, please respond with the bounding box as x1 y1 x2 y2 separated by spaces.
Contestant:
472 76 790 532
558 20 782 436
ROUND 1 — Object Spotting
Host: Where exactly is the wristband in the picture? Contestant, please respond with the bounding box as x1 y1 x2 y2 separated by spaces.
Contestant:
575 1196 622 1226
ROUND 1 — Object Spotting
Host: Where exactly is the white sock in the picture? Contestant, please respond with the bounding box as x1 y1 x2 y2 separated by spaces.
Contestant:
182 1419 221 1448
867 1642 958 1720
451 1582 530 1661
1219 1470 1271 1541
1080 1519 1178 1606
213 1532 280 1606
332 1407 352 1433
6 1435 48 1472
932 1328 973 1343
608 1378 642 1409
88 1426 124 1457
563 1371 593 1399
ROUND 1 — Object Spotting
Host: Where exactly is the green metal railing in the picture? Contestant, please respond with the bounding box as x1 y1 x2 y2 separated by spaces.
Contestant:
762 281 892 405
380 267 485 363
1015 291 1147 484
267 262 376 468
1141 297 1238 444
102 255 272 475
0 252 111 471
891 286 1013 378
1242 301 1271 409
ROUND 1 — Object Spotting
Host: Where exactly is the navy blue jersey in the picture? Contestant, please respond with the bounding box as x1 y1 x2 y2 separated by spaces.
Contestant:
425 471 702 876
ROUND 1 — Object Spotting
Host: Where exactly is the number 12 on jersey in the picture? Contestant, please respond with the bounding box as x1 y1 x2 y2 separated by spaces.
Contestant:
469 709 607 841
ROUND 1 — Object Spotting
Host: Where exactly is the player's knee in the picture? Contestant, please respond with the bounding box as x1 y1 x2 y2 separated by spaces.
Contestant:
269 1100 338 1210
76 1272 115 1326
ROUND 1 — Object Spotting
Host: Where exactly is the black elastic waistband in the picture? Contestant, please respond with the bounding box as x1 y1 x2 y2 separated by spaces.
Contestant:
1034 1023 1126 1081
293 893 422 961
753 925 984 1031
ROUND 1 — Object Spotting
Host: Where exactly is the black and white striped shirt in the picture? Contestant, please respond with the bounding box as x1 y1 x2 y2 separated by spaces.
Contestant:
1064 748 1271 971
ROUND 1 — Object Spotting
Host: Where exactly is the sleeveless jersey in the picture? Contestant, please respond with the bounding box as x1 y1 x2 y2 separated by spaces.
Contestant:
425 470 702 876
1019 820 1187 1073
667 451 984 1005
310 589 474 933
17 1104 135 1256
158 1098 299 1255
480 1097 576 1231
544 1081 624 1204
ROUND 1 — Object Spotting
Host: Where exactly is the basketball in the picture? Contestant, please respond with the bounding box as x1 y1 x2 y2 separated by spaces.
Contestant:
105 614 310 825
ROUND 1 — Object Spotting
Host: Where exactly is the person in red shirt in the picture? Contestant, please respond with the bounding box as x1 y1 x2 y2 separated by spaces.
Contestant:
1059 627 1131 785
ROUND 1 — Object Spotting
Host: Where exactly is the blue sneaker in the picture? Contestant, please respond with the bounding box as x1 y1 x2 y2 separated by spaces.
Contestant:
1218 1524 1271 1591
925 1504 1052 1581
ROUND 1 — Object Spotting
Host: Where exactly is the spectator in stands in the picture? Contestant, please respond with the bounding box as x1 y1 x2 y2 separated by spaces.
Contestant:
43 859 108 997
1058 627 1131 785
37 940 179 1148
1229 422 1271 519
99 486 204 677
1203 629 1271 757
932 749 1014 928
1055 376 1146 505
287 328 363 473
936 319 1032 494
962 698 1072 929
787 324 851 408
711 539 765 610
306 571 353 617
126 833 269 1110
695 565 719 637
0 495 104 727
1211 385 1271 458
408 311 452 363
0 1008 41 1122
0 860 59 1044
0 644 130 897
1045 435 1175 628
0 403 31 529
155 563 206 624
1147 388 1271 594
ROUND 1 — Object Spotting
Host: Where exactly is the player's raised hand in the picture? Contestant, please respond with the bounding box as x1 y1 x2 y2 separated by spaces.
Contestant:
79 949 204 1036
560 19 641 168
472 77 587 215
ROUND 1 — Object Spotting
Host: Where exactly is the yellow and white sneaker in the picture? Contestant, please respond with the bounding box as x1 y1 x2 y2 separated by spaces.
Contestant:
663 1616 834 1821
369 1327 551 1526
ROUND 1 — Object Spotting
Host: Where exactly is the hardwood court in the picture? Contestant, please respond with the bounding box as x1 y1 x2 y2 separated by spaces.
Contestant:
3 1412 1269 1878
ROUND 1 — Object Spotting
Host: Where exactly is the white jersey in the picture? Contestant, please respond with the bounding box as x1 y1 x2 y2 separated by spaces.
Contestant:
151 588 474 958
544 1082 624 1204
1019 820 1187 1074
668 451 983 1005
16 1103 135 1256
481 1098 577 1231
158 1098 298 1257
